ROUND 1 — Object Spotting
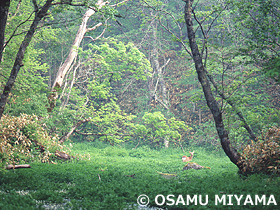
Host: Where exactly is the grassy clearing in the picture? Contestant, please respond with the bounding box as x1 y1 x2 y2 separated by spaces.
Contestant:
0 142 279 209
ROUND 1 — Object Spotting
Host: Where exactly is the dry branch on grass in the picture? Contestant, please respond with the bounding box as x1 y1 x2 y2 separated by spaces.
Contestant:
6 164 31 170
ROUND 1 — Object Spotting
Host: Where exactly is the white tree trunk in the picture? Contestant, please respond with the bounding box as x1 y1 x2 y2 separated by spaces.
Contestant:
48 0 107 112
52 4 105 90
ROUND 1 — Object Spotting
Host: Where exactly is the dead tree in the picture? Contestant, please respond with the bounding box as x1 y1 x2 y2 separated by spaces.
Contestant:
48 0 131 112
48 1 106 112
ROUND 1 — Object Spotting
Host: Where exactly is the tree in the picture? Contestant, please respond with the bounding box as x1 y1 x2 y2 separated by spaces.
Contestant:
0 0 130 119
0 0 54 120
0 0 10 62
139 0 258 144
231 0 280 82
48 0 130 112
183 0 240 166
48 1 107 112
46 38 152 143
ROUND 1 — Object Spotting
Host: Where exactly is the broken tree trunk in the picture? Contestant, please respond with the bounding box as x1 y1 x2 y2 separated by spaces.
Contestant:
48 0 107 112
55 150 73 160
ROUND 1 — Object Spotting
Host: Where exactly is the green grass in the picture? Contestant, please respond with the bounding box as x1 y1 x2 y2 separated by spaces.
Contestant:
0 142 279 209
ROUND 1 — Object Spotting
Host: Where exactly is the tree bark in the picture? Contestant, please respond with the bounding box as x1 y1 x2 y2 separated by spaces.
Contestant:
183 0 241 167
0 0 54 120
0 0 10 63
48 0 107 112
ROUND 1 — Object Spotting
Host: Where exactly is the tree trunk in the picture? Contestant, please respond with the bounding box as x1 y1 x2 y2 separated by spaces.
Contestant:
0 0 54 120
48 0 107 112
0 0 10 63
151 18 169 109
183 0 241 167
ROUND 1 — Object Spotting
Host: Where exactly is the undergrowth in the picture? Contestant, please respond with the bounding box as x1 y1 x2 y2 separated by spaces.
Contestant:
0 142 279 209
238 127 280 175
0 114 69 168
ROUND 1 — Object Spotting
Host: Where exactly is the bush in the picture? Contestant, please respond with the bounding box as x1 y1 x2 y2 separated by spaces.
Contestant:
238 127 280 175
0 114 67 167
132 112 191 148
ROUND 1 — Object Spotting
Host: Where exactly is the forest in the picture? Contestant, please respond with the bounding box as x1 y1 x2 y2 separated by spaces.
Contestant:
0 0 279 209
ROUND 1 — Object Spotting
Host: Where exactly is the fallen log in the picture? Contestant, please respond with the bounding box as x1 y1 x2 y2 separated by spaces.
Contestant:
55 150 74 160
6 164 31 170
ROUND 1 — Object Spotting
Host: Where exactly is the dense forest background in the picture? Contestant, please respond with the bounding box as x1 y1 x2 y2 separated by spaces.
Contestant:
0 0 279 172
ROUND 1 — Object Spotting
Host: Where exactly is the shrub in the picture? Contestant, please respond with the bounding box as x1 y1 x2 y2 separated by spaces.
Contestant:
238 127 280 175
132 112 191 148
0 114 67 167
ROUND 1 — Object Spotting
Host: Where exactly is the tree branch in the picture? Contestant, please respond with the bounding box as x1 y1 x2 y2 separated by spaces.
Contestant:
110 0 130 7
74 130 132 137
59 118 91 143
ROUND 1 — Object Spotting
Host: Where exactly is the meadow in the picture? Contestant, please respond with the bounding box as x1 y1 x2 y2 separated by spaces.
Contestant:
0 142 279 210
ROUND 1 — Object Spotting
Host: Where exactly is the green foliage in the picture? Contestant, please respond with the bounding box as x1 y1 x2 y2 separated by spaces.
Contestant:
82 38 152 83
132 111 191 148
189 120 220 150
1 0 52 118
0 143 279 209
263 57 280 82
6 93 49 117
89 101 136 144
229 0 280 82
42 38 152 145
1 0 280 182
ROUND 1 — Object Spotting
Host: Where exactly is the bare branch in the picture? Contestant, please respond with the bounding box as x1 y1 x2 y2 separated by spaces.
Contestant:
86 22 103 32
1 11 35 55
52 2 85 6
159 19 192 57
120 78 136 97
59 118 91 143
74 130 132 137
110 0 130 7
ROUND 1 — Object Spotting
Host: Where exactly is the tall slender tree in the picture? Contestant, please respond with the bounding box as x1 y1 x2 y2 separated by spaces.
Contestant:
0 0 54 119
0 0 11 62
183 0 241 167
